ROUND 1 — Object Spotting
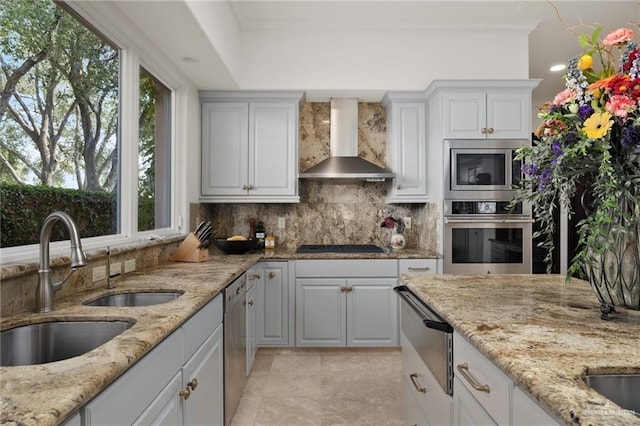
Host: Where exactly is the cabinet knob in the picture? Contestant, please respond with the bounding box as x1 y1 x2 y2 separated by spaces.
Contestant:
180 388 191 400
487 127 494 134
248 299 254 306
396 184 402 190
250 273 261 280
268 272 275 279
188 378 198 391
346 286 353 293
340 286 347 293
242 185 249 190
248 185 255 190
481 127 487 134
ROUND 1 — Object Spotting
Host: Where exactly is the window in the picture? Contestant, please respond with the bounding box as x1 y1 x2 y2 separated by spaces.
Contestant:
0 0 176 257
139 68 172 232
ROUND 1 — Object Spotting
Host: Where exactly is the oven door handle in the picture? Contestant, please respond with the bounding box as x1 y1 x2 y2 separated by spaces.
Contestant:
423 319 453 333
444 217 534 224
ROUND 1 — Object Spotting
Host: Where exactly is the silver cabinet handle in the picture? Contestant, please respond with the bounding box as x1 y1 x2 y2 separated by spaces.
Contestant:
408 267 430 271
457 363 490 393
409 373 426 393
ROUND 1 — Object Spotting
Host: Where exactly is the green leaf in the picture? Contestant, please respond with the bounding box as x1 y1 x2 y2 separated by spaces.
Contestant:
578 34 591 48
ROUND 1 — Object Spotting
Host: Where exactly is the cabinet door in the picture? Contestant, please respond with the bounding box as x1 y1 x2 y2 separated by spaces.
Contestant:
249 102 298 197
347 278 398 346
246 283 257 374
453 377 497 426
182 323 224 426
512 386 558 425
201 102 249 196
388 102 427 201
402 377 431 426
296 278 346 347
486 92 531 139
133 371 183 426
442 93 486 139
257 262 289 346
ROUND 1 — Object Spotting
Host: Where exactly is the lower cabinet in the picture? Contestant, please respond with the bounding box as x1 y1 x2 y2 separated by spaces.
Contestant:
400 332 452 426
246 277 257 374
82 295 224 426
453 332 559 425
295 260 398 347
255 261 291 346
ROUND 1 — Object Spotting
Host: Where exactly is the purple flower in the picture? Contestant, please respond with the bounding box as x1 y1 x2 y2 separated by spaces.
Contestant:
552 140 563 156
538 169 552 192
564 131 578 145
622 124 640 148
578 104 594 120
522 163 538 177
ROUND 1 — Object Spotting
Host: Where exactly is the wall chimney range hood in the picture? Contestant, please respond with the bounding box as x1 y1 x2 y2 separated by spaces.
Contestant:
299 98 395 181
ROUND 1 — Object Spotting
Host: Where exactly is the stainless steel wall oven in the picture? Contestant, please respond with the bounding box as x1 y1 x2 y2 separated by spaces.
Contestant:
444 200 533 274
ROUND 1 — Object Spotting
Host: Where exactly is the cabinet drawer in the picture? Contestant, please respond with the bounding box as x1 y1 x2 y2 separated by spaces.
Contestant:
295 259 397 278
401 332 452 426
453 332 511 425
184 294 223 361
399 259 437 275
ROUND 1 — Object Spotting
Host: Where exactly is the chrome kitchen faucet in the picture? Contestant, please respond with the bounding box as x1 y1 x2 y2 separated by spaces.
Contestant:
36 211 88 313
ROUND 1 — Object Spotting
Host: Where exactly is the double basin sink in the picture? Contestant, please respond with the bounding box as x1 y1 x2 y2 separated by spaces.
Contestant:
1 291 183 367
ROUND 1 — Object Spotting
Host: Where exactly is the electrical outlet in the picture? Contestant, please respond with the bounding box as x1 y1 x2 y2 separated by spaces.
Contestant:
277 217 286 229
93 265 107 282
110 262 122 277
124 259 136 273
403 217 412 229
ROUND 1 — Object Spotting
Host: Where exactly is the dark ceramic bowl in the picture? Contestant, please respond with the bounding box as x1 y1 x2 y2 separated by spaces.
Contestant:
213 238 260 255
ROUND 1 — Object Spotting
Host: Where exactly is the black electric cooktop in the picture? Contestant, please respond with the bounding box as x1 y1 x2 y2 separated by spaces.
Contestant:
296 244 384 254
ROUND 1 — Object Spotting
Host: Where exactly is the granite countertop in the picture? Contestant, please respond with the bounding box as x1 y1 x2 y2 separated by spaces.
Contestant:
400 274 640 426
0 247 440 425
0 254 260 426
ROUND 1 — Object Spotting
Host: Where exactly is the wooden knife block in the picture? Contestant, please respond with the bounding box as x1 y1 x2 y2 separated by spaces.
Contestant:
171 233 209 263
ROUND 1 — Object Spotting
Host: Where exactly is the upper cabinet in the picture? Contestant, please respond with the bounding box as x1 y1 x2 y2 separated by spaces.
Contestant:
426 80 540 141
199 91 304 203
382 92 428 203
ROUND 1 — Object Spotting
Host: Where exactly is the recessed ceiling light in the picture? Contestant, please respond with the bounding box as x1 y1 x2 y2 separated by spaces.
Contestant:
182 57 197 63
550 64 566 72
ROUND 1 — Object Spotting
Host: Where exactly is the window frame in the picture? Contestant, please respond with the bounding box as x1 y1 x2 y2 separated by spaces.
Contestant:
0 1 187 265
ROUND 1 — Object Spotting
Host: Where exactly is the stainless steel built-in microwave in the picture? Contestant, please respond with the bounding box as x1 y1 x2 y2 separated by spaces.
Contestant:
445 140 527 200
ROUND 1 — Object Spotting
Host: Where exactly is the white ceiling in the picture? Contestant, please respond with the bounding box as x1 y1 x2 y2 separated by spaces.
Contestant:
112 0 639 108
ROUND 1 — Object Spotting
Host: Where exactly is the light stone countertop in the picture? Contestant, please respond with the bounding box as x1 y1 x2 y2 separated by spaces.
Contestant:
0 248 439 425
400 274 640 426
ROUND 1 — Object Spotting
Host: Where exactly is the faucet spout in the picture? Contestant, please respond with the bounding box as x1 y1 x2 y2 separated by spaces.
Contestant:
36 211 88 313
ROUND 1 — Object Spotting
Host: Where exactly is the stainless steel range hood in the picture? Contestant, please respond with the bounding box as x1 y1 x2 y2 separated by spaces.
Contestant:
299 98 395 181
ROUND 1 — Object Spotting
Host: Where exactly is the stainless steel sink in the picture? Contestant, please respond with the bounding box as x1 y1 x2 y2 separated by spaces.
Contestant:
1 320 134 367
84 291 183 307
584 374 640 413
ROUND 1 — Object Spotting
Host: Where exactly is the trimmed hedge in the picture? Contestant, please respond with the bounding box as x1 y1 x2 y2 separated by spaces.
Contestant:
0 183 116 248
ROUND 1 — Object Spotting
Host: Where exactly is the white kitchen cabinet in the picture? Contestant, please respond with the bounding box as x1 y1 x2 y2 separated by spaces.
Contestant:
199 91 304 203
255 261 292 346
82 295 224 426
246 278 257 374
295 260 398 347
398 258 438 275
401 332 452 426
453 332 560 426
442 91 531 140
382 92 428 203
512 386 558 425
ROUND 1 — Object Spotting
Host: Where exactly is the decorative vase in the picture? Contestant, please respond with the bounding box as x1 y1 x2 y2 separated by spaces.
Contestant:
390 232 406 250
582 196 640 318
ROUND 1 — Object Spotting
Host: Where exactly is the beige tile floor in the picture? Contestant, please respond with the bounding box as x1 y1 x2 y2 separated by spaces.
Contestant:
231 347 403 426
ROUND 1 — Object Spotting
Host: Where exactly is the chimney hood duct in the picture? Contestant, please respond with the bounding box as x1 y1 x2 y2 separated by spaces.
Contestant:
299 98 395 181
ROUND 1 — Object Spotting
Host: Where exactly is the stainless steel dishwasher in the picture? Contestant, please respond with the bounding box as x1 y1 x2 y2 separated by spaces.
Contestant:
224 273 247 426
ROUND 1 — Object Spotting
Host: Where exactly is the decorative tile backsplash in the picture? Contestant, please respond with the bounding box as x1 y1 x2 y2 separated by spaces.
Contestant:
206 102 440 251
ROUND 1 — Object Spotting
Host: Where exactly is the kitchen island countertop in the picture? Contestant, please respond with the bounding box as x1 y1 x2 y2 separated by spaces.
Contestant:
400 274 640 426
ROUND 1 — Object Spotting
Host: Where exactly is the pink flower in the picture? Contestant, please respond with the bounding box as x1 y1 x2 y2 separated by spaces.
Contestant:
605 94 636 118
552 88 575 106
603 28 634 46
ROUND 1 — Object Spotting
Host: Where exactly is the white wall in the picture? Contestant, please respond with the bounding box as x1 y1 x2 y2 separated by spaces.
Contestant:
237 29 530 100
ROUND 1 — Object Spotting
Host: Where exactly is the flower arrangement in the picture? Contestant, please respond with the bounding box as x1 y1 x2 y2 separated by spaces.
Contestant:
380 216 405 233
513 26 640 279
